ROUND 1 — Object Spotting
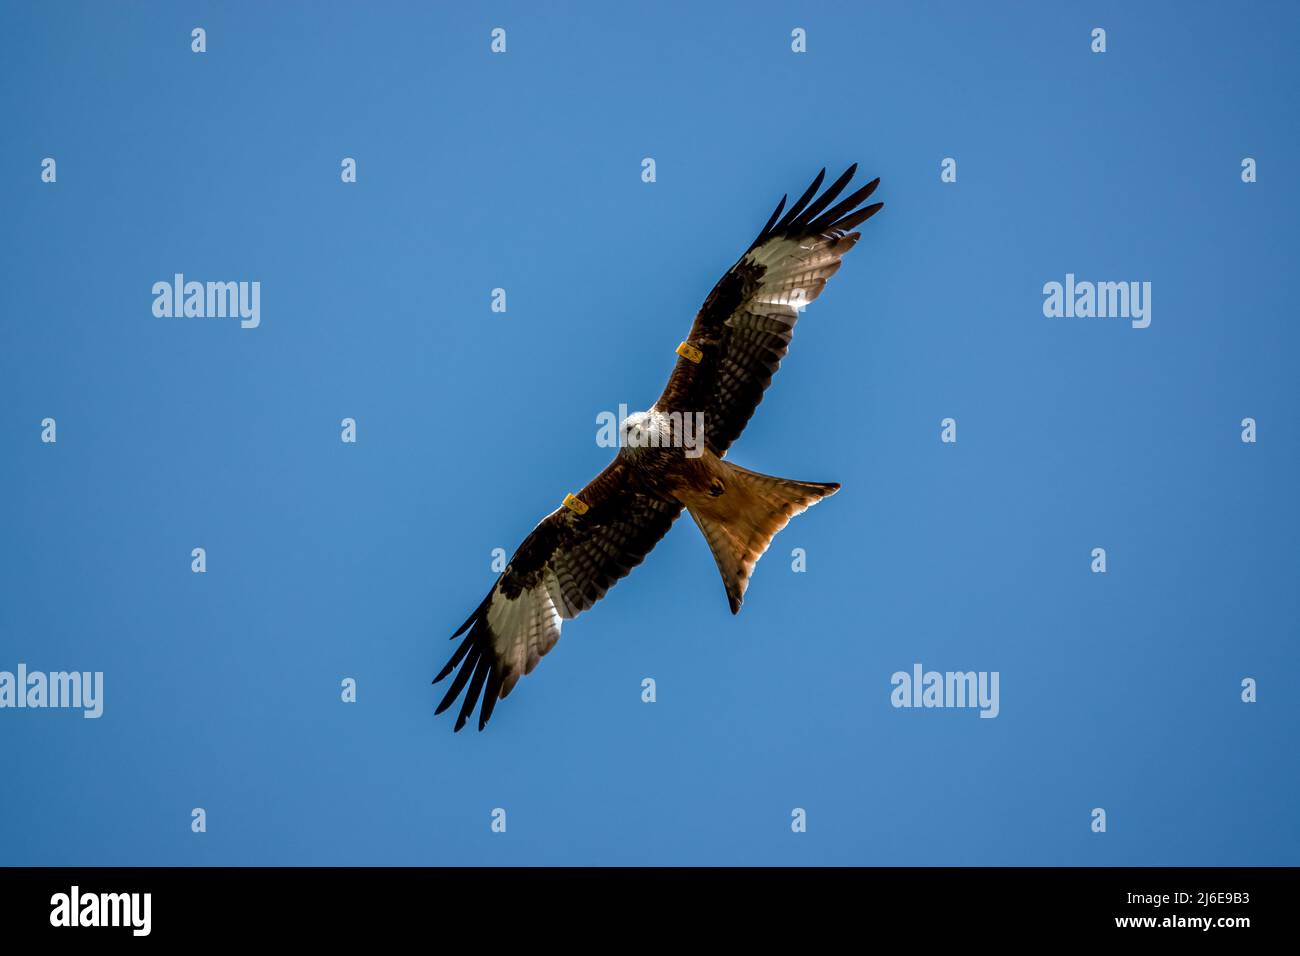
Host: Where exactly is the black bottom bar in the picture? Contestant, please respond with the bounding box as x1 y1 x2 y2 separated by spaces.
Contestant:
0 866 1289 940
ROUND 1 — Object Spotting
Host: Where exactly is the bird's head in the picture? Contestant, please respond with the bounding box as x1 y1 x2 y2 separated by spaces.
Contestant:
620 409 660 452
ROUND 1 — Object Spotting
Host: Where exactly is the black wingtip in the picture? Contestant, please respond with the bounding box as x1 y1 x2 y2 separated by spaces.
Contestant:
810 178 883 234
434 627 475 684
438 587 513 732
774 168 827 232
756 194 788 243
435 627 481 715
454 653 492 732
788 164 857 231
478 668 503 730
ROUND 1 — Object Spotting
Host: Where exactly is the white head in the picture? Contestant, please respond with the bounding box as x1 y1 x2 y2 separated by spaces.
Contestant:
620 409 663 453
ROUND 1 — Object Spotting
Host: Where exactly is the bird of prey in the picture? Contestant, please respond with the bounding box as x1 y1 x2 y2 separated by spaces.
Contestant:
436 166 883 731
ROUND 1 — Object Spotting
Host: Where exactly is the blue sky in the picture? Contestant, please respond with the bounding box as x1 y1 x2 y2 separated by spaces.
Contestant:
1 1 1297 865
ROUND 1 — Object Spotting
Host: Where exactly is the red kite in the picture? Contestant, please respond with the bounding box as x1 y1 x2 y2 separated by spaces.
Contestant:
437 166 883 730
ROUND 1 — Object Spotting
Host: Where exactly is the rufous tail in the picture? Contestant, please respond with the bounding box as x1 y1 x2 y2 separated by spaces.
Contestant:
681 460 839 614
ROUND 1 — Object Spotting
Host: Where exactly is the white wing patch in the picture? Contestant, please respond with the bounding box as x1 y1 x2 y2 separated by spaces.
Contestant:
739 233 857 312
486 579 564 697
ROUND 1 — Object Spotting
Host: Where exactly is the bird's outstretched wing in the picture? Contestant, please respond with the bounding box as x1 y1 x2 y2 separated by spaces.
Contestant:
656 166 882 456
436 459 682 731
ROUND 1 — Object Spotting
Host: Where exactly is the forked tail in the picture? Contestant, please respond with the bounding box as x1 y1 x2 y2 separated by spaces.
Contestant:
681 460 839 613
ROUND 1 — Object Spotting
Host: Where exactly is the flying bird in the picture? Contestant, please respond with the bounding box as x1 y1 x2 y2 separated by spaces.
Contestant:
436 166 883 730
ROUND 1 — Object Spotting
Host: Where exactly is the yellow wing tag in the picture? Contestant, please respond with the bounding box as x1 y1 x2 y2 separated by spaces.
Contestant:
562 493 589 516
676 341 703 364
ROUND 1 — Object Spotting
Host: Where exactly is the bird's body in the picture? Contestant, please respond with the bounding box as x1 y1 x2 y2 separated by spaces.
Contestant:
436 166 884 731
618 408 840 612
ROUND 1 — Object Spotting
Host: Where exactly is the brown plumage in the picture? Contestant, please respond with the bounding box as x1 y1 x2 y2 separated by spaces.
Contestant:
675 455 839 614
436 166 883 731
